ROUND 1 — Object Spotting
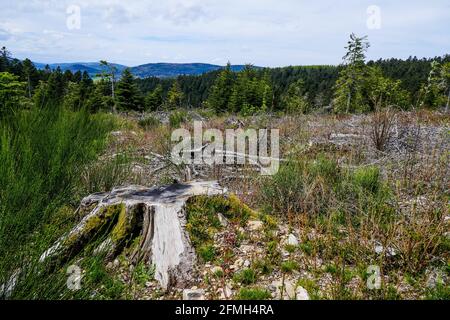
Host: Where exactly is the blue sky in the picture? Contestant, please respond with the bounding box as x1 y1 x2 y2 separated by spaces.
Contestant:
0 0 449 67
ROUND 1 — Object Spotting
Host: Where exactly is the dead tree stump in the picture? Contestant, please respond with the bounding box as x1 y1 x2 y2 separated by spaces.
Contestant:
40 181 226 290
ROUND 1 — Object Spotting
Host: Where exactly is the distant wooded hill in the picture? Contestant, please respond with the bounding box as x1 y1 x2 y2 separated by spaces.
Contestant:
32 62 250 78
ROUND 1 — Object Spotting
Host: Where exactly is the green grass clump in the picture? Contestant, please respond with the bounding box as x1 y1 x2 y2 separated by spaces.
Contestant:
138 115 160 129
253 259 274 275
258 156 339 216
426 283 450 300
233 268 257 285
186 194 255 262
169 110 188 127
132 262 155 286
81 257 125 299
77 153 135 196
259 155 390 218
198 244 217 262
352 166 381 194
237 287 272 300
281 260 299 273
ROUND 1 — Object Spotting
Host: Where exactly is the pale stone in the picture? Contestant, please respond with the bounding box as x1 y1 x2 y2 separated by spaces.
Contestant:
374 244 384 254
270 280 296 300
217 213 229 227
284 281 297 300
374 243 397 257
211 266 223 275
287 234 299 246
183 289 205 300
248 220 264 231
218 285 233 299
296 286 310 300
232 258 244 270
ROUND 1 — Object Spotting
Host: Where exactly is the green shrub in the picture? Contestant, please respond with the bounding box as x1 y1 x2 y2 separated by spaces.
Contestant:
82 257 125 299
132 262 155 286
253 259 274 275
284 244 297 253
77 153 135 196
324 263 338 274
299 241 313 256
426 283 450 300
352 166 381 194
297 278 321 300
198 244 216 262
266 241 281 262
259 156 392 219
259 156 339 216
0 105 116 298
258 160 307 216
281 260 299 273
237 288 271 300
138 115 160 129
186 195 253 248
233 268 257 285
169 110 188 127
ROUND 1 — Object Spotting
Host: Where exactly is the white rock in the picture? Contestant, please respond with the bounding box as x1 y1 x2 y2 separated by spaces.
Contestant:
211 266 223 275
271 280 296 300
239 245 253 254
296 286 310 300
374 244 384 255
232 258 244 270
374 243 396 257
183 289 205 300
248 220 264 231
243 260 251 268
386 247 397 257
287 234 299 246
217 213 229 227
218 285 233 299
0 269 19 299
284 281 297 300
268 284 277 292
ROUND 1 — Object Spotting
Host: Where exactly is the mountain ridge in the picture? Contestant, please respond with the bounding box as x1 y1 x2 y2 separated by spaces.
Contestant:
32 61 253 78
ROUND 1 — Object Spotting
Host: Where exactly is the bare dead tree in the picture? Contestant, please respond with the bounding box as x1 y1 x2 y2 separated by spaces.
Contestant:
370 107 395 152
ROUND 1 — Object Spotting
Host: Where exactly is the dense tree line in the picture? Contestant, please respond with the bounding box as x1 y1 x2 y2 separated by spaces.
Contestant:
367 55 450 99
136 50 449 113
135 65 339 112
1 39 449 116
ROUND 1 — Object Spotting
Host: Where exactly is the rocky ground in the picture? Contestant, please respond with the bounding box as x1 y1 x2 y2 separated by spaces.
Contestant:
82 109 449 300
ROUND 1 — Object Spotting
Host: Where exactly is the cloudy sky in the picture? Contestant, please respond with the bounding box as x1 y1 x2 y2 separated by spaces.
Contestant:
0 0 449 67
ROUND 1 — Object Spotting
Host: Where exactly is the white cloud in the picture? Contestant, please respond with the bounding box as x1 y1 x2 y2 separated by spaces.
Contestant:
0 0 449 66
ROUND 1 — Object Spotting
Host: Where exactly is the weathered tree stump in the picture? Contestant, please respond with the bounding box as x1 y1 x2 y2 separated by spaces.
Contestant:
40 181 226 290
